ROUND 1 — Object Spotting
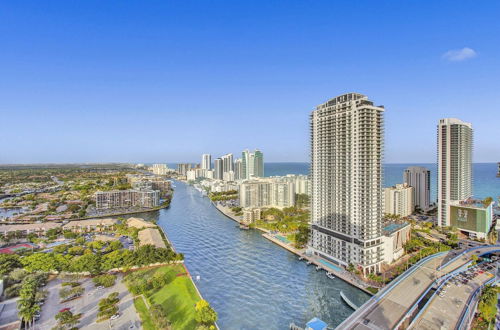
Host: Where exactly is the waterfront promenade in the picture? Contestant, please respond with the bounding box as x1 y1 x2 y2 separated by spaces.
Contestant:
209 194 373 294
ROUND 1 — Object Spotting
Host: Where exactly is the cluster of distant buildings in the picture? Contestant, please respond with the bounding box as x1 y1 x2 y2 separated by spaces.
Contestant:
153 150 310 224
181 149 264 182
307 93 494 275
94 175 171 211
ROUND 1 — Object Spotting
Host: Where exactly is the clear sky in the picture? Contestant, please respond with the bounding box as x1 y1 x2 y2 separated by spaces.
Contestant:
1 1 499 164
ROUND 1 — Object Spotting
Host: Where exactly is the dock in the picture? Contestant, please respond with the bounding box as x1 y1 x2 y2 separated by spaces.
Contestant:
340 291 359 310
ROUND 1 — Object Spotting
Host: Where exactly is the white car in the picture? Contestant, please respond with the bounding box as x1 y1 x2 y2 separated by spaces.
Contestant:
110 314 120 320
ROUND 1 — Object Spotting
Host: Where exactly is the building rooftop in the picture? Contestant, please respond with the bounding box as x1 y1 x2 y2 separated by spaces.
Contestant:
62 218 118 228
450 198 493 210
138 228 166 249
0 222 62 232
383 221 410 235
126 217 156 229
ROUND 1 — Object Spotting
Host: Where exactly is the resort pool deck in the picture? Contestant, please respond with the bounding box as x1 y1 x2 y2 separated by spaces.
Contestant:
275 235 290 244
318 259 343 272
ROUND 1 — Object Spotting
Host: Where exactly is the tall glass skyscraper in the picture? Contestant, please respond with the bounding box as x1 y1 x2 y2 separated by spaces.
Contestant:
308 93 384 274
241 149 264 179
437 118 473 227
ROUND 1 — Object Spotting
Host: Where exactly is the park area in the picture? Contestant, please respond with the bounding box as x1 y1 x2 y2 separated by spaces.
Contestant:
124 264 217 330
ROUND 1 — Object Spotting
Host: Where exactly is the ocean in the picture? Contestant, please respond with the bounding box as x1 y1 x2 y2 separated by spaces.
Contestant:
264 162 500 202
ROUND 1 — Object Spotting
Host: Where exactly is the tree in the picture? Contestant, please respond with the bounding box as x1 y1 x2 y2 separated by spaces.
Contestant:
54 310 80 329
97 292 119 320
92 274 116 288
194 300 217 325
68 246 85 256
71 254 102 275
150 304 171 329
0 254 22 275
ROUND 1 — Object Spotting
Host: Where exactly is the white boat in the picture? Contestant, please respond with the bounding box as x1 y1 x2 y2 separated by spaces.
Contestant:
316 266 322 271
326 272 335 279
306 261 313 265
298 256 304 261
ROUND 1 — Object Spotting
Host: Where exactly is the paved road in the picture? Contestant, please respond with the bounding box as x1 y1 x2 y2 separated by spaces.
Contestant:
0 298 20 328
36 275 140 330
411 271 493 329
338 245 500 330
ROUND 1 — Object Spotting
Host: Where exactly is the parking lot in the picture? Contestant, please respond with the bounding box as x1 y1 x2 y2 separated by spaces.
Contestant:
36 274 140 330
413 260 497 329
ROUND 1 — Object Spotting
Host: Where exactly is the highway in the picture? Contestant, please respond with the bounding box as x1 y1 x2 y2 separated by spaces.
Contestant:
337 245 500 330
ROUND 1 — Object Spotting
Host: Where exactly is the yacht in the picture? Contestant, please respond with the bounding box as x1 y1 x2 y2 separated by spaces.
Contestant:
326 272 335 279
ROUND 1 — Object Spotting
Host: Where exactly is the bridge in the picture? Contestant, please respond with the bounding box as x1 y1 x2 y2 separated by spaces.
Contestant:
336 245 500 329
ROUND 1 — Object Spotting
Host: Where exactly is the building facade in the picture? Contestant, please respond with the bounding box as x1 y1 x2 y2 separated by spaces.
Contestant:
239 179 295 209
437 118 473 227
176 163 192 176
95 190 160 210
242 149 264 179
403 166 431 211
384 183 414 217
214 158 223 180
202 154 212 170
449 199 493 239
308 93 384 274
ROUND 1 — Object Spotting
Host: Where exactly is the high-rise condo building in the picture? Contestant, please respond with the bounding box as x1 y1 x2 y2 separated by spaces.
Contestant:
214 158 223 180
176 163 192 176
403 166 431 211
384 183 414 217
234 158 243 180
242 149 264 179
202 154 212 170
221 153 234 174
437 118 473 227
308 93 384 274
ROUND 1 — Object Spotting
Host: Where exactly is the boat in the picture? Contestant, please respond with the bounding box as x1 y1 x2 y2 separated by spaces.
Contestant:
326 272 335 279
306 261 313 265
239 224 250 230
316 266 322 271
298 256 304 261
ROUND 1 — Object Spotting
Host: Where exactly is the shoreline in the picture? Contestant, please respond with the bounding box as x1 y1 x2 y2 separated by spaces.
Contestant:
0 204 171 225
209 196 374 295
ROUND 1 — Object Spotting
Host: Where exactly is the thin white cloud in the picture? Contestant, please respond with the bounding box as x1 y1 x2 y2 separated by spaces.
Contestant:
442 47 477 62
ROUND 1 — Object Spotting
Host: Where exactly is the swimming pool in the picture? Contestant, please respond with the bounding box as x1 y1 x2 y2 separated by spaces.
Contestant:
318 259 343 272
275 235 290 243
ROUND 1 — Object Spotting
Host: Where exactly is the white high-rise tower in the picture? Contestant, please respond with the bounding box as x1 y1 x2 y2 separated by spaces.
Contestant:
308 93 384 274
202 154 211 170
437 118 473 227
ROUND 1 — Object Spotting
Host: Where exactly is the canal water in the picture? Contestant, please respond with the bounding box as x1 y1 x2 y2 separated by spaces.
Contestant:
137 181 369 329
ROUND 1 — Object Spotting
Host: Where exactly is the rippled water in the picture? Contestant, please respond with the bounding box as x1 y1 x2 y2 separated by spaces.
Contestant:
139 181 369 329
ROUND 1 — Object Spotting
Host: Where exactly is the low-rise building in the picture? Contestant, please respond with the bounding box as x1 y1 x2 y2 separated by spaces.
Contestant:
384 183 414 217
126 217 156 229
0 223 62 236
382 221 411 264
242 208 261 224
449 198 494 239
138 228 166 249
62 218 118 232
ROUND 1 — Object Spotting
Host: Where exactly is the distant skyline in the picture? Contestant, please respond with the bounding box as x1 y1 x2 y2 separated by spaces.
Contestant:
1 1 499 164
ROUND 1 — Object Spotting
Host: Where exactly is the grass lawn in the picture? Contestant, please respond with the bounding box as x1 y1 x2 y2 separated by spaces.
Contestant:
126 264 202 330
133 296 156 330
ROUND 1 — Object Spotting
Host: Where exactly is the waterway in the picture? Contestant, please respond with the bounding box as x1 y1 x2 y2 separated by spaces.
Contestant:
135 181 369 329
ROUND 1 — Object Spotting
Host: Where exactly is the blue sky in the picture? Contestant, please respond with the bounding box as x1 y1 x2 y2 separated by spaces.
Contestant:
1 1 499 164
